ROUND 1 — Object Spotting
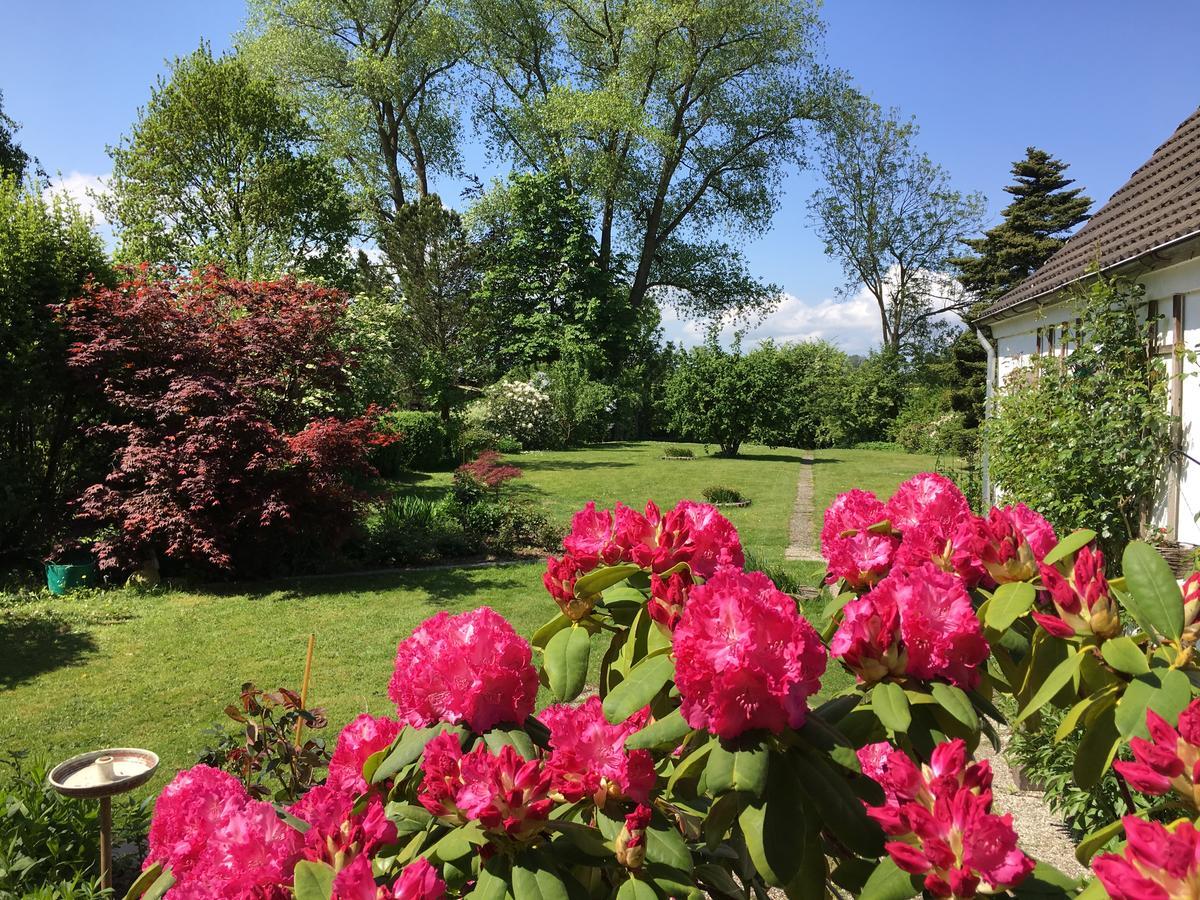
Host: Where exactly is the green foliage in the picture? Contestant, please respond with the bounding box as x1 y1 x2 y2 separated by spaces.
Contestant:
0 177 112 559
663 344 771 457
373 411 448 476
541 359 613 447
0 752 148 895
0 91 32 182
987 273 1170 551
663 447 694 459
701 485 747 505
103 44 356 284
838 349 911 447
953 148 1092 303
888 384 967 455
356 496 472 565
476 379 556 450
336 292 415 412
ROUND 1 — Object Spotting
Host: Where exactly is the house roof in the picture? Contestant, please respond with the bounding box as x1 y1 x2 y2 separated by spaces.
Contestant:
977 106 1200 322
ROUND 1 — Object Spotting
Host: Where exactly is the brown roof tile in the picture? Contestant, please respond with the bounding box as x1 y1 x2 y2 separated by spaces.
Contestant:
978 106 1200 320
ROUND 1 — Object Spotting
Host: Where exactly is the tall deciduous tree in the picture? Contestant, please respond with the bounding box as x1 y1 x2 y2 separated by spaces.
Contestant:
468 0 834 320
102 45 356 283
242 0 463 245
953 148 1092 303
809 101 985 352
0 91 32 182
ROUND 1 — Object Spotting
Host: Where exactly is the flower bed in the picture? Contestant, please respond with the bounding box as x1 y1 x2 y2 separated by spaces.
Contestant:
128 474 1200 900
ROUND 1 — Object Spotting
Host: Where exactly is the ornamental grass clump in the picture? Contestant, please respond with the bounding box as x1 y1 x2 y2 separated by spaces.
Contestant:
134 475 1200 899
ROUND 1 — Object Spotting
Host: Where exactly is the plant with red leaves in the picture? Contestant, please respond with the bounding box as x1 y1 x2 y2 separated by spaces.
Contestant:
61 267 382 576
453 450 522 498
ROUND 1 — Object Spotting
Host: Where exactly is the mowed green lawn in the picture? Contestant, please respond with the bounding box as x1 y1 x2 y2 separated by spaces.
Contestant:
0 441 945 805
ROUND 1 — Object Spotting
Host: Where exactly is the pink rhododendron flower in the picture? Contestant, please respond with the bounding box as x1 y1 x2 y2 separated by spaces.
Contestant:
673 569 826 739
886 473 970 533
859 740 1032 898
327 713 403 794
332 855 446 900
647 570 692 630
542 553 595 621
541 696 656 804
563 501 624 569
1034 543 1120 639
417 732 555 840
288 784 397 868
831 563 989 689
389 607 538 733
1113 700 1200 809
611 500 744 579
1093 816 1200 899
821 489 900 591
962 504 1056 585
392 858 447 900
892 517 989 589
145 764 302 898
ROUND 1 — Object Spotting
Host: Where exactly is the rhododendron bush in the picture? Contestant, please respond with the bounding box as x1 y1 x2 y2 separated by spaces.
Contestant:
130 477 1200 899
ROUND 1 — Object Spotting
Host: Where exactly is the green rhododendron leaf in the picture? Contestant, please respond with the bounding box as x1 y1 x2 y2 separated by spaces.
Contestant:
1042 529 1098 567
292 861 335 900
872 681 911 732
1121 541 1184 642
602 653 674 724
544 624 590 703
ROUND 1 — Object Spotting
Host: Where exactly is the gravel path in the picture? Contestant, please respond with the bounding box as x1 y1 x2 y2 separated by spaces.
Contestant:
975 729 1085 879
784 453 824 562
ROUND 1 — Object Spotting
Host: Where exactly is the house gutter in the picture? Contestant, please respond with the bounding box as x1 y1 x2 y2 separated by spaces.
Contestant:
974 326 997 509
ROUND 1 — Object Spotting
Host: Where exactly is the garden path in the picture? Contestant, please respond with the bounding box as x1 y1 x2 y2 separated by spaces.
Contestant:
975 729 1085 878
784 454 824 562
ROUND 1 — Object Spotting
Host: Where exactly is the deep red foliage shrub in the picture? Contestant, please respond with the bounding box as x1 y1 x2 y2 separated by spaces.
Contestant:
456 451 523 490
62 267 380 576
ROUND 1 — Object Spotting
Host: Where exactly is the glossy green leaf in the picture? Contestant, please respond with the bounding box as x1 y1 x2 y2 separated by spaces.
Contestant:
483 728 537 759
1101 636 1150 675
511 861 570 900
1116 668 1191 739
373 724 463 784
667 740 713 794
1011 861 1085 896
705 739 768 798
695 863 743 898
472 861 512 900
615 878 657 900
1015 650 1085 724
293 861 336 900
858 856 920 900
872 681 911 732
544 625 591 703
625 708 690 750
930 683 979 731
1075 817 1126 865
603 653 675 724
739 756 826 894
1074 704 1121 789
791 747 882 858
1121 541 1184 642
1043 529 1098 567
1054 687 1116 742
574 564 642 598
644 816 693 873
531 613 572 649
124 864 173 900
986 581 1037 631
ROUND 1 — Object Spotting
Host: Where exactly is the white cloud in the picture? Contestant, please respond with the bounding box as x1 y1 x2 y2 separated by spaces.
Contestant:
43 171 109 223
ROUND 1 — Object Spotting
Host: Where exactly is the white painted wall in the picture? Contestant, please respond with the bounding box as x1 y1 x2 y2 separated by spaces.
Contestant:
987 255 1200 543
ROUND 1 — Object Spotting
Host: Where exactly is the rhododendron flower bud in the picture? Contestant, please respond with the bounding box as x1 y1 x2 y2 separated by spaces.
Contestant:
328 713 403 795
964 504 1056 585
389 607 538 733
1034 544 1120 639
615 804 653 870
673 569 826 739
821 489 899 591
1184 572 1200 645
1113 700 1200 809
289 785 397 869
563 501 624 569
1093 816 1200 899
541 697 656 805
647 570 692 630
886 473 970 533
832 564 989 690
543 553 595 621
860 740 1031 898
417 733 555 840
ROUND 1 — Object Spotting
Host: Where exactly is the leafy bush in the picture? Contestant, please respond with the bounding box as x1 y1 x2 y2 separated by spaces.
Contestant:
477 378 556 449
0 752 148 895
988 272 1170 552
459 498 561 554
197 682 331 804
356 495 471 565
62 268 383 577
889 384 967 455
452 452 522 505
662 446 694 458
663 343 775 456
701 485 747 504
852 440 906 452
541 359 613 446
372 410 447 476
494 435 522 454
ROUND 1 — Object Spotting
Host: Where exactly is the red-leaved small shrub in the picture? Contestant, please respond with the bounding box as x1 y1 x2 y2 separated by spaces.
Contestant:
62 267 380 576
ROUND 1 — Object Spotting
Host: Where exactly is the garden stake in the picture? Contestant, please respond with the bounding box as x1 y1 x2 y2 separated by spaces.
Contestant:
295 633 315 747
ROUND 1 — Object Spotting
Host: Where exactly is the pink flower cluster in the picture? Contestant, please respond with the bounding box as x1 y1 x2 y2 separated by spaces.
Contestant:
1093 816 1200 900
288 783 396 869
544 499 744 624
672 568 827 739
831 562 989 689
145 765 301 899
1114 700 1200 809
388 607 539 733
417 732 554 840
327 713 403 794
858 740 1034 898
1033 544 1120 639
333 856 446 900
541 697 656 804
821 474 1057 594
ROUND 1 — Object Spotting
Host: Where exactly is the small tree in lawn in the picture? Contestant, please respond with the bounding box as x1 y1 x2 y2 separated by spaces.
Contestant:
664 342 776 457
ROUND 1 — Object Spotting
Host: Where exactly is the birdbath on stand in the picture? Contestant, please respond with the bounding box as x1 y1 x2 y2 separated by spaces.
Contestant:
49 748 159 890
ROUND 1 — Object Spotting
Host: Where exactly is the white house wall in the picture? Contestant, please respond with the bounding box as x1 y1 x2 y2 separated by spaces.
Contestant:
987 254 1200 544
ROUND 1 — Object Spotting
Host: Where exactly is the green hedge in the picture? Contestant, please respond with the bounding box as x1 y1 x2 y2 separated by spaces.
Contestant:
373 411 447 476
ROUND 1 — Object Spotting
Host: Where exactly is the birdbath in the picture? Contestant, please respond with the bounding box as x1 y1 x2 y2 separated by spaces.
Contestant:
48 748 159 890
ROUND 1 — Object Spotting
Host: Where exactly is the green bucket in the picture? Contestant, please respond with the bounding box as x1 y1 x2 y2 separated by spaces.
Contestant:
46 559 99 595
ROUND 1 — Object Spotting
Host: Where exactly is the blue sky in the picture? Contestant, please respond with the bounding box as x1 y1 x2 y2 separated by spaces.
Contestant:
3 1 1199 352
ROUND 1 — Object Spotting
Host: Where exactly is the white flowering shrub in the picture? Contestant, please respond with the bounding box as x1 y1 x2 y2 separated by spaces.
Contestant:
479 378 557 448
